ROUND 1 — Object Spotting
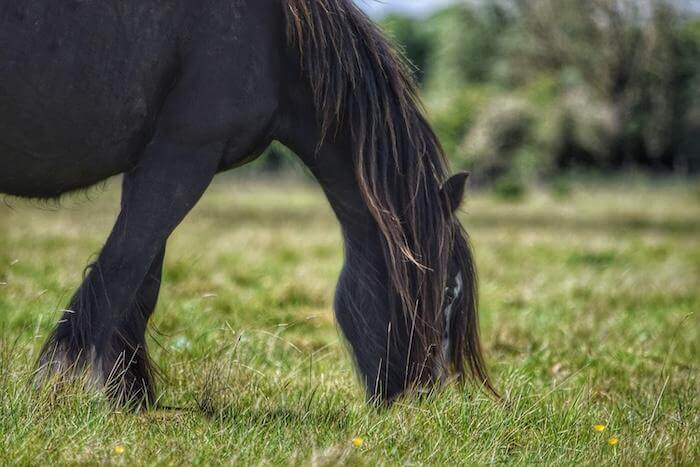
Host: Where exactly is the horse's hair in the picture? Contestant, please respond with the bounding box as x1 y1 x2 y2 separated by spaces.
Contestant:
283 0 495 394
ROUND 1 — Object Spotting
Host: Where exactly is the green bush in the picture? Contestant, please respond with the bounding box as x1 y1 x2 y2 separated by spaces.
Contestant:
454 95 535 183
427 85 497 158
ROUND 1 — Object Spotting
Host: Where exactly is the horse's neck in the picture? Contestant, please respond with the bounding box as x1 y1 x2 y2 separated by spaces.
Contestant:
275 104 376 239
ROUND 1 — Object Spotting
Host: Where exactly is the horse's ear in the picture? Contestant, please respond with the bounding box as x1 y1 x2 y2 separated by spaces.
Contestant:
441 172 470 213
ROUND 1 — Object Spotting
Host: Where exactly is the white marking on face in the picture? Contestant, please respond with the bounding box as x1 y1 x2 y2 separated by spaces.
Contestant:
441 272 463 367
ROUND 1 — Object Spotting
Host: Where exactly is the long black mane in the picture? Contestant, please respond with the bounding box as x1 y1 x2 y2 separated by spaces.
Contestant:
284 0 494 393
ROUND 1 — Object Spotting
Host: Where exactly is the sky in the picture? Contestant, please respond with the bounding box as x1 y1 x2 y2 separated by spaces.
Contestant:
355 0 457 17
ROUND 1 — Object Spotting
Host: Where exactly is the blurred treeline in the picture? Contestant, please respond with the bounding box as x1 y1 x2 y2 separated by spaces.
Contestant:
382 0 700 185
263 0 700 187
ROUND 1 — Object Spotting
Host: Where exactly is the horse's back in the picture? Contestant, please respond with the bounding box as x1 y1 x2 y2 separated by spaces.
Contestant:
0 0 182 197
0 0 282 198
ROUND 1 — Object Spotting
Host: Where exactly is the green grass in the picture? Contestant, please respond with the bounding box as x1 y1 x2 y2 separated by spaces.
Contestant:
1 178 698 465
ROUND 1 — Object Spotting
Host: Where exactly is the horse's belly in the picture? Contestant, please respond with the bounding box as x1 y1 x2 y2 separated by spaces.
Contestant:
0 134 143 198
0 82 157 198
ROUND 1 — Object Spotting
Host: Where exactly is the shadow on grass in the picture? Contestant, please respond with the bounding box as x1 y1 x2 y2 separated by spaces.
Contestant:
192 399 353 433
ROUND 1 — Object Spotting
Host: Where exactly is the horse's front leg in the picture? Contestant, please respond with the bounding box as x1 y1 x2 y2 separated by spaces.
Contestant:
106 244 166 405
37 136 223 406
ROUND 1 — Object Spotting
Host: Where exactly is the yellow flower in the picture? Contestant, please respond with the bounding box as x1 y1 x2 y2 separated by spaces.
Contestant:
608 437 619 447
593 424 607 432
114 445 126 455
352 437 364 448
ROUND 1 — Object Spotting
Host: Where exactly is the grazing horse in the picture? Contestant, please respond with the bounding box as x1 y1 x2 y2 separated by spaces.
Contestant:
0 0 494 405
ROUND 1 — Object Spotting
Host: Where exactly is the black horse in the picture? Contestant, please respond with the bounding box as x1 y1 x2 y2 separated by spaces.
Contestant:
0 0 494 405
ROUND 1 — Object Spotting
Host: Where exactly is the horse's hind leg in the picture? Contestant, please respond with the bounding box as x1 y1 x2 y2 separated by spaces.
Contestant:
36 136 223 406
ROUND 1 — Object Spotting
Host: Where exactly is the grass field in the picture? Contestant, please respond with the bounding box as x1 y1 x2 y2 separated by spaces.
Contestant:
0 177 698 465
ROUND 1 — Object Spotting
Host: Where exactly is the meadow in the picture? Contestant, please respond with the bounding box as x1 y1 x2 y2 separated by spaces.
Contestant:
0 177 698 465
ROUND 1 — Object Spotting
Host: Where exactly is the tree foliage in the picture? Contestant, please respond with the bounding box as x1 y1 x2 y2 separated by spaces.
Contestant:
379 0 700 183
